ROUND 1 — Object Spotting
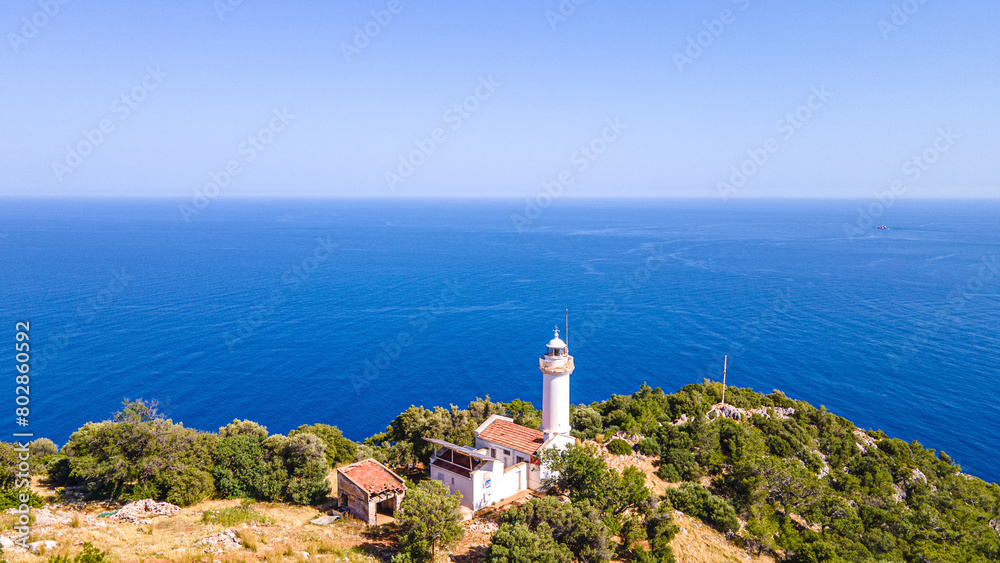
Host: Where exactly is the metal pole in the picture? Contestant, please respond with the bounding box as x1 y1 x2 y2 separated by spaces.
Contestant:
722 354 727 405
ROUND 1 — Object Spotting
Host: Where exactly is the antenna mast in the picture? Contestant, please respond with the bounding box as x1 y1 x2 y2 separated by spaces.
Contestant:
722 354 728 405
565 308 569 346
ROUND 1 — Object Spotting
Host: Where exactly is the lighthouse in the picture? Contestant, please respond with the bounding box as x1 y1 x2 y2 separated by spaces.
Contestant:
429 324 580 508
540 327 573 441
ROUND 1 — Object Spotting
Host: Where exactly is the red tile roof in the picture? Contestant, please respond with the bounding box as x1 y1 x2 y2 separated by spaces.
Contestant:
478 418 545 455
339 459 406 495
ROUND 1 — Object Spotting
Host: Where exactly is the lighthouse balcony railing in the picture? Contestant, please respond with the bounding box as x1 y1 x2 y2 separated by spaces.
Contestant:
539 358 574 370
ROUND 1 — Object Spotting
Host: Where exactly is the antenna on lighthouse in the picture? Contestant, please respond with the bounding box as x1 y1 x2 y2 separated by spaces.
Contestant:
722 354 728 406
565 308 569 346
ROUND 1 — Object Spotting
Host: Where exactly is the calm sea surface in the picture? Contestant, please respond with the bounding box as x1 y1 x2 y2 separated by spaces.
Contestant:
1 199 997 483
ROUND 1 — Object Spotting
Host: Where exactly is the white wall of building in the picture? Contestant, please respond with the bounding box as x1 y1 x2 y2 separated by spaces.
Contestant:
431 466 476 510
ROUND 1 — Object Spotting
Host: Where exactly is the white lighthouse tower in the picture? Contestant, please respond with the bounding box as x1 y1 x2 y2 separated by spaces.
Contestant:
540 327 573 442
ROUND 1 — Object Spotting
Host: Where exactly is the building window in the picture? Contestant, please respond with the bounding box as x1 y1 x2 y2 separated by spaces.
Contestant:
491 448 496 458
517 456 524 464
451 477 455 485
503 449 510 456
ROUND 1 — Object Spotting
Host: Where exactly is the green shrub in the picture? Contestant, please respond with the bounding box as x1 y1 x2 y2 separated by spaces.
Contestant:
635 437 661 457
485 522 572 563
665 483 739 534
48 542 107 563
45 456 74 486
162 467 216 506
0 487 44 510
606 439 632 456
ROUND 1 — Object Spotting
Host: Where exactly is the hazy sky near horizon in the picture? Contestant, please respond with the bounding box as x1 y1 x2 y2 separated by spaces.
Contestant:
2 1 998 199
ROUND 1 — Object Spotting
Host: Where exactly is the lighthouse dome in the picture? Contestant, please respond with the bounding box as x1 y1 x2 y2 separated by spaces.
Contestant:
547 336 567 348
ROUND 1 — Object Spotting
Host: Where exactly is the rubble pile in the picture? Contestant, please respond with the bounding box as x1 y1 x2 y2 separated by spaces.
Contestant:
467 520 499 534
30 507 74 527
195 529 243 553
110 499 180 523
706 403 796 422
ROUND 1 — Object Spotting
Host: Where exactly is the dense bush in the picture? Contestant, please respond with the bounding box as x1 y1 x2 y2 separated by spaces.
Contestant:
501 497 614 563
605 438 632 456
571 382 1000 562
212 431 329 504
60 399 328 506
45 455 74 486
162 467 215 506
0 487 43 510
63 400 212 503
484 522 572 563
665 483 739 534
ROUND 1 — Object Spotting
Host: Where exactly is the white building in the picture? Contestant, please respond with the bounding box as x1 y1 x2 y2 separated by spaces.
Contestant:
427 328 576 511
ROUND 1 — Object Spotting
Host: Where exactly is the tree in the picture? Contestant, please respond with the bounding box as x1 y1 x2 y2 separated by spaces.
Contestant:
645 503 679 563
505 399 542 429
394 480 465 562
544 445 653 518
466 395 507 422
283 433 330 504
63 399 211 502
219 419 268 440
484 522 572 563
501 497 615 563
29 438 59 473
289 423 357 466
212 433 270 500
570 405 603 439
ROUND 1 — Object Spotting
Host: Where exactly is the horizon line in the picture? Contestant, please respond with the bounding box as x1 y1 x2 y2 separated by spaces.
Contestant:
2 195 999 201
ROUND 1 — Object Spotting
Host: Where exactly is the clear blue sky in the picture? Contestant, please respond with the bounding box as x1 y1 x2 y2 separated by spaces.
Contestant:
2 0 997 198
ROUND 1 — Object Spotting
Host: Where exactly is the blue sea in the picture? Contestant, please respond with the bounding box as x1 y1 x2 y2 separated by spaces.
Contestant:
1 198 997 483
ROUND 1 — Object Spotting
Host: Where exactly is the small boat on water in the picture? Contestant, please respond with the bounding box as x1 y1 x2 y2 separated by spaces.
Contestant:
875 225 889 229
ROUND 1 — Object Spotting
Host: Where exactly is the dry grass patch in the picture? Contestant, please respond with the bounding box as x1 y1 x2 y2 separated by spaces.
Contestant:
233 529 259 552
200 504 270 527
670 512 775 563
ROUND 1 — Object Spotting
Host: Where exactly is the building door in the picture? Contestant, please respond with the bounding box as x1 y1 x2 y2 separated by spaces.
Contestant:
376 498 395 516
